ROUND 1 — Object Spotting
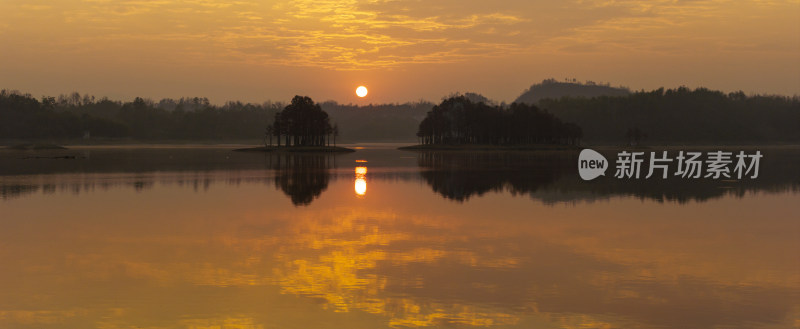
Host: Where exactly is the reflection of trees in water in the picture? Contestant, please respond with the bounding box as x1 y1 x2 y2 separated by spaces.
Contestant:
0 153 338 206
267 154 335 206
1 181 157 200
418 152 570 202
418 150 800 203
1 184 40 200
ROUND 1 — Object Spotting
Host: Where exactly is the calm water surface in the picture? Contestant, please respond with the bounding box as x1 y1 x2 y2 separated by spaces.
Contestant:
0 144 798 329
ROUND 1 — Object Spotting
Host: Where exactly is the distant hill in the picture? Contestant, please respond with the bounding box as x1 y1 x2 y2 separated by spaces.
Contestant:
515 79 630 104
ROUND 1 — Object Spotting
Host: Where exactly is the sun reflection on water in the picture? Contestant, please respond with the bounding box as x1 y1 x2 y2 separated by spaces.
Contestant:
271 209 521 327
2 150 800 329
355 166 367 197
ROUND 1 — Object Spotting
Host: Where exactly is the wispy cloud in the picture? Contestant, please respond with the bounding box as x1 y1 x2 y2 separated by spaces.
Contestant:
0 0 797 93
2 0 537 69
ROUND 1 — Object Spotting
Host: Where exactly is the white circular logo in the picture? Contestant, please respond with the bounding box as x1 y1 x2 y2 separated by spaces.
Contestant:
578 149 608 181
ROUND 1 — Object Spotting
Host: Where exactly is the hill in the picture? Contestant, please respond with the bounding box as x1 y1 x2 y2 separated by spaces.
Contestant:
515 79 630 104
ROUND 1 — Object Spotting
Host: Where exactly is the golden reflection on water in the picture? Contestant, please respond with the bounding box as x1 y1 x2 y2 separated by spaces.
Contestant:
272 209 520 327
355 166 367 197
0 170 798 329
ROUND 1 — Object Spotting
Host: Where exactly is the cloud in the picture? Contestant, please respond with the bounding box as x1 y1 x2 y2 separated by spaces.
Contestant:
0 0 797 97
4 0 534 70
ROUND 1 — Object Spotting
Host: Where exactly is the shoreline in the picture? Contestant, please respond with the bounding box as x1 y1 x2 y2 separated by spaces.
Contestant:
397 144 799 151
398 144 581 151
6 143 69 150
233 146 356 153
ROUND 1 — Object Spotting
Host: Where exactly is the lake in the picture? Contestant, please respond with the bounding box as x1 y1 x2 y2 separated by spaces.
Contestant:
0 144 798 329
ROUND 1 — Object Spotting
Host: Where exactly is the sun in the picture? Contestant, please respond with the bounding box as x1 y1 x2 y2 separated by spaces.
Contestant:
356 86 368 97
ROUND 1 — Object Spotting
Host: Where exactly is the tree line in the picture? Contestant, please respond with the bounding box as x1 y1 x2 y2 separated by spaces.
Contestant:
0 89 433 143
416 95 583 145
5 85 797 144
536 87 800 144
0 90 280 140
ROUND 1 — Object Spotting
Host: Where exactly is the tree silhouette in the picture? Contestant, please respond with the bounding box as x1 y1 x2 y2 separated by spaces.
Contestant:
538 87 800 144
332 124 339 147
416 95 582 146
270 96 332 147
3 87 797 144
265 125 274 146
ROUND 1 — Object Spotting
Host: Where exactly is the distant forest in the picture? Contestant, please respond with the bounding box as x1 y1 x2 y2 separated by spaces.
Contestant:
0 90 428 142
2 81 799 144
535 86 800 144
0 90 279 141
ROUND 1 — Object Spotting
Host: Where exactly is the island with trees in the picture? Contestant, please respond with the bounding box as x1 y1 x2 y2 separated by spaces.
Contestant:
234 95 354 153
401 95 583 150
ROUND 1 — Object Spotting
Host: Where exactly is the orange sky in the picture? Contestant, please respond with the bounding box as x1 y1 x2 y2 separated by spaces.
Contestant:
0 0 798 104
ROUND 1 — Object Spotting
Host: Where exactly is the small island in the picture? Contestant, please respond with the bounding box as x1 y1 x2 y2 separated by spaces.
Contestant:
400 95 582 151
234 95 354 153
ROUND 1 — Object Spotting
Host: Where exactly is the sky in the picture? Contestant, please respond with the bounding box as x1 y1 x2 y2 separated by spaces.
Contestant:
0 0 798 105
